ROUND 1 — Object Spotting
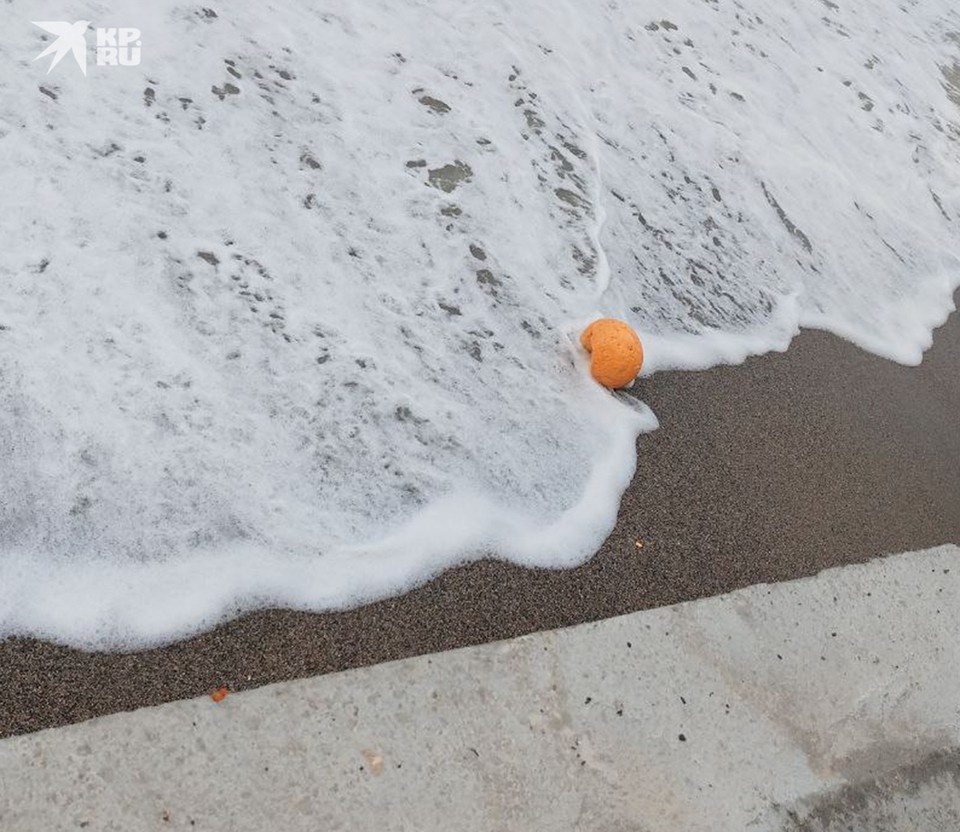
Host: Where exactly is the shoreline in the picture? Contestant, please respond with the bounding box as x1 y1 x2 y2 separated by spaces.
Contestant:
2 294 958 738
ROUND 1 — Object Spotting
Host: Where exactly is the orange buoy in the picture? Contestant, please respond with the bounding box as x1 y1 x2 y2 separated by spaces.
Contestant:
580 318 643 388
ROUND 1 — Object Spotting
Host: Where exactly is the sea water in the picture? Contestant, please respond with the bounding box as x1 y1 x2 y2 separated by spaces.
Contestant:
1 0 958 646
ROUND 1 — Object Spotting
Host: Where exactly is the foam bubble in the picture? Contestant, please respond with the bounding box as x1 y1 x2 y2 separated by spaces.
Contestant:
0 0 957 647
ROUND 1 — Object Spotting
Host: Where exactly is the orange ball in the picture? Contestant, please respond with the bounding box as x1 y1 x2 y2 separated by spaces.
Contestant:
580 318 643 388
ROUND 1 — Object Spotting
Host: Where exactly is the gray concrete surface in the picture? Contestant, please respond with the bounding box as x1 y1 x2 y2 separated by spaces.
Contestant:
2 544 959 831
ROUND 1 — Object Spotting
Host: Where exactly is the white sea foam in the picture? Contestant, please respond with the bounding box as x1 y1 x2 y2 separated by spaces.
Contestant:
1 0 958 646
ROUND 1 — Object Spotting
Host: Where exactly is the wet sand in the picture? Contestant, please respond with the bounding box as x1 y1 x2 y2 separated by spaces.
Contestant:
2 296 958 738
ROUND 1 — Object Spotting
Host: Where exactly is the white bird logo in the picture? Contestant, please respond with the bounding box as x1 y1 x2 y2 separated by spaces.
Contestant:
32 20 91 76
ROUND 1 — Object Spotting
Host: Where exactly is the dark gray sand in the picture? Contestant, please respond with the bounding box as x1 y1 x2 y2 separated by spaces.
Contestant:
2 297 958 738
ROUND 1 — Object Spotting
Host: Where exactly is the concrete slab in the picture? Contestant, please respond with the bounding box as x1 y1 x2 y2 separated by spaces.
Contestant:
2 544 959 831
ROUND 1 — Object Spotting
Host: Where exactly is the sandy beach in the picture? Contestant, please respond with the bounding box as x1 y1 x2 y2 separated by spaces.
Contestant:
2 293 957 739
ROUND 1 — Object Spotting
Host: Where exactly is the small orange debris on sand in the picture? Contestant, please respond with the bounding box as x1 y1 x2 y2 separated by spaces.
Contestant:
361 749 384 775
580 318 643 389
210 686 229 703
